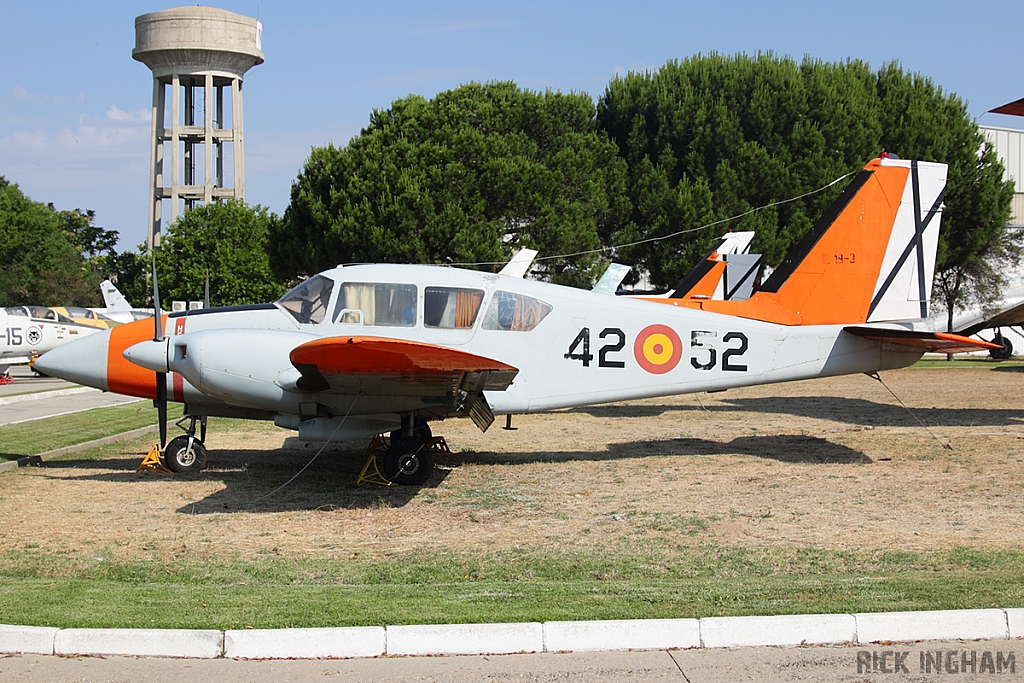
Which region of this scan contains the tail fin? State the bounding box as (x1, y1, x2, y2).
(668, 231, 758, 300)
(673, 158, 945, 325)
(100, 280, 133, 312)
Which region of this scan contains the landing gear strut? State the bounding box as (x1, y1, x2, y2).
(164, 415, 208, 474)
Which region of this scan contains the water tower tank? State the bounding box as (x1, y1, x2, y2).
(133, 6, 264, 250)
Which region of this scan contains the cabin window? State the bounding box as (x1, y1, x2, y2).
(334, 283, 417, 327)
(424, 287, 484, 329)
(481, 291, 552, 331)
(278, 274, 334, 324)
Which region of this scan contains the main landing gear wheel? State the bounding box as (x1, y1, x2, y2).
(164, 435, 207, 474)
(990, 333, 1014, 360)
(383, 437, 434, 486)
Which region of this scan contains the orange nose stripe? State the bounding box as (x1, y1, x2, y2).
(107, 318, 161, 399)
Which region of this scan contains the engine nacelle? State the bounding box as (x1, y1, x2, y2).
(155, 329, 318, 411)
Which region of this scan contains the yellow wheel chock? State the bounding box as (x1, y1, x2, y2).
(137, 444, 171, 473)
(357, 434, 451, 486)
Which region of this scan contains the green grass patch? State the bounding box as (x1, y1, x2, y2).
(0, 402, 161, 461)
(912, 356, 1024, 369)
(1, 546, 1021, 628)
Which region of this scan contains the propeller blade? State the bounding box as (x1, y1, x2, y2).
(151, 256, 167, 449)
(157, 372, 167, 448)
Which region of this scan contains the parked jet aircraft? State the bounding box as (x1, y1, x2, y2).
(89, 280, 155, 324)
(1, 306, 103, 379)
(36, 158, 996, 483)
(50, 306, 120, 329)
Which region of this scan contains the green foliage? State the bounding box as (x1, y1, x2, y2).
(155, 200, 286, 306)
(273, 82, 631, 287)
(0, 178, 102, 306)
(597, 54, 1016, 296)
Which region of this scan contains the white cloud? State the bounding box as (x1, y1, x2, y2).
(106, 105, 150, 123)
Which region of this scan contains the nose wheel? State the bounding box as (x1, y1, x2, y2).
(162, 415, 208, 474)
(164, 435, 207, 473)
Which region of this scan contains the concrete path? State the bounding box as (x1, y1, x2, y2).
(0, 367, 141, 426)
(0, 639, 1018, 682)
(0, 366, 75, 398)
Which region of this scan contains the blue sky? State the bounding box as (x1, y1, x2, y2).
(1, 1, 1021, 249)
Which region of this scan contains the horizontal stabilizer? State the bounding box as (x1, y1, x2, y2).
(844, 326, 1001, 354)
(289, 336, 519, 392)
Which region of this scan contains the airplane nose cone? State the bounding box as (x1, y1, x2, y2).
(33, 328, 111, 391)
(123, 339, 170, 373)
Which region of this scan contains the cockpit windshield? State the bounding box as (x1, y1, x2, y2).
(277, 275, 334, 324)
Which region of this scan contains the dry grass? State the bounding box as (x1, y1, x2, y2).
(2, 367, 1023, 565)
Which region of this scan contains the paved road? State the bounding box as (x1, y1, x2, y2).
(0, 366, 75, 398)
(0, 640, 1018, 683)
(0, 366, 142, 427)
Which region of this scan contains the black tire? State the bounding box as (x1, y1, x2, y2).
(382, 437, 434, 486)
(164, 435, 207, 473)
(990, 334, 1013, 360)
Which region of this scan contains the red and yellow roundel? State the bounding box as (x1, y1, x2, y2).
(633, 324, 682, 374)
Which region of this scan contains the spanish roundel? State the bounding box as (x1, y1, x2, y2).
(633, 324, 682, 374)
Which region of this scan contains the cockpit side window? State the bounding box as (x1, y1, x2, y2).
(481, 291, 552, 331)
(334, 283, 417, 327)
(277, 275, 334, 324)
(4, 307, 28, 317)
(424, 287, 484, 329)
(27, 306, 57, 321)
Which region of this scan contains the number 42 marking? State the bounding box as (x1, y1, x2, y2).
(564, 327, 626, 368)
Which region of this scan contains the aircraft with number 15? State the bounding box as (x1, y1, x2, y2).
(36, 157, 996, 483)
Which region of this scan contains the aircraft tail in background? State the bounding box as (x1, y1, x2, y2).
(666, 157, 946, 326)
(100, 280, 133, 312)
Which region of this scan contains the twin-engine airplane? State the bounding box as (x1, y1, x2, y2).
(36, 157, 997, 483)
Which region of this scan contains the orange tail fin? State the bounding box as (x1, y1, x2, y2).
(663, 157, 945, 325)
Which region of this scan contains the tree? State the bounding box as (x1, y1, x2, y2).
(154, 200, 285, 306)
(596, 55, 1016, 303)
(272, 82, 631, 288)
(0, 177, 100, 306)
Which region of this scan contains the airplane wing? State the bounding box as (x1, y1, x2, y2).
(955, 300, 1024, 337)
(289, 336, 519, 394)
(843, 326, 1001, 354)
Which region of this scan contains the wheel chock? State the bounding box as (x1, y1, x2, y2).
(357, 434, 394, 487)
(137, 444, 171, 473)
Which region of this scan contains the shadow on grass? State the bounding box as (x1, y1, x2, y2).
(36, 432, 869, 512)
(715, 396, 1024, 427)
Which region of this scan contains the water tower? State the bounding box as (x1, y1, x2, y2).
(133, 6, 264, 250)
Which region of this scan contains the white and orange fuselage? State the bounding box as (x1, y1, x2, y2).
(36, 158, 994, 443)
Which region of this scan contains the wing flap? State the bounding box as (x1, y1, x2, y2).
(289, 336, 519, 393)
(844, 326, 1001, 354)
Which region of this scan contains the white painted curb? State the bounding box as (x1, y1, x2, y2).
(544, 618, 699, 652)
(700, 613, 856, 648)
(386, 622, 543, 656)
(8, 608, 1024, 660)
(0, 624, 57, 654)
(54, 628, 223, 658)
(1006, 608, 1024, 638)
(855, 609, 1008, 644)
(224, 626, 385, 659)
